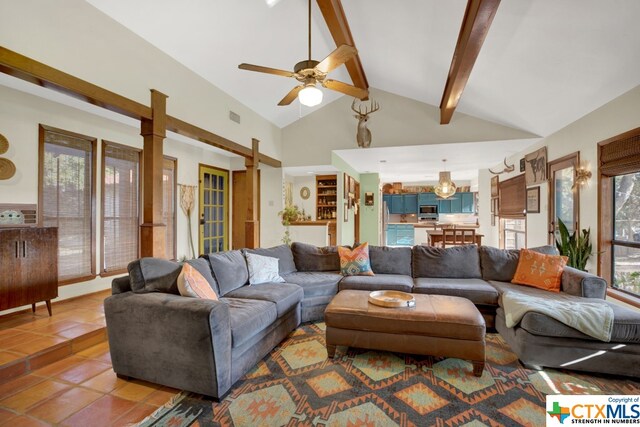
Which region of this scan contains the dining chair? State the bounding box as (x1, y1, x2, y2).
(442, 228, 476, 247)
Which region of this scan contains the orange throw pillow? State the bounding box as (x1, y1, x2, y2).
(511, 248, 568, 292)
(178, 263, 219, 300)
(338, 242, 374, 276)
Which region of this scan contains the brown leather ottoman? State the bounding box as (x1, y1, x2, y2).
(324, 290, 486, 376)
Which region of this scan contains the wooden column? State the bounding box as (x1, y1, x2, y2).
(245, 138, 260, 249)
(140, 89, 168, 258)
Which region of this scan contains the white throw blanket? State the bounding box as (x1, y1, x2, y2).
(502, 291, 614, 342)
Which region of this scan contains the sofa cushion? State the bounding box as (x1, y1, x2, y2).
(222, 298, 277, 348)
(224, 283, 303, 318)
(339, 274, 413, 293)
(245, 253, 285, 285)
(369, 246, 412, 276)
(244, 244, 297, 275)
(291, 242, 340, 272)
(412, 245, 481, 279)
(502, 302, 640, 344)
(413, 278, 499, 305)
(512, 249, 567, 292)
(185, 258, 220, 295)
(479, 245, 559, 282)
(338, 243, 374, 276)
(204, 250, 248, 296)
(282, 272, 341, 298)
(177, 263, 219, 300)
(128, 258, 182, 294)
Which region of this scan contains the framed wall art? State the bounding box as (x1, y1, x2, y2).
(526, 186, 540, 213)
(491, 176, 499, 197)
(525, 147, 547, 186)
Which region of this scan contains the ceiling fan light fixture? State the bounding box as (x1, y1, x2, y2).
(298, 84, 323, 107)
(434, 159, 457, 199)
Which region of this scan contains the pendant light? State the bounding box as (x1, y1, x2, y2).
(434, 159, 457, 199)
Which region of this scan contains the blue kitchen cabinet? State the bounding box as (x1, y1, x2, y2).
(439, 199, 451, 213)
(450, 197, 462, 213)
(418, 192, 437, 206)
(386, 225, 398, 245)
(386, 224, 414, 246)
(390, 195, 404, 214)
(403, 194, 418, 214)
(461, 192, 475, 213)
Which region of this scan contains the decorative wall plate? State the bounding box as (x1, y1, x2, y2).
(300, 186, 310, 200)
(0, 133, 8, 155)
(0, 158, 16, 180)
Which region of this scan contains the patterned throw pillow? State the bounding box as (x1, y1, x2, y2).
(511, 248, 568, 292)
(245, 253, 286, 285)
(177, 263, 219, 300)
(338, 242, 374, 276)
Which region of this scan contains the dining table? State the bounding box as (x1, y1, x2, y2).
(425, 229, 484, 246)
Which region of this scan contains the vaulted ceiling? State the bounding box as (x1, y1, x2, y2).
(86, 0, 640, 139)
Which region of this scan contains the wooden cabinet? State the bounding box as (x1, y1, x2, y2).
(316, 175, 337, 220)
(387, 194, 417, 214)
(0, 227, 58, 315)
(461, 192, 475, 213)
(390, 195, 404, 214)
(438, 192, 475, 214)
(403, 194, 418, 214)
(418, 192, 437, 206)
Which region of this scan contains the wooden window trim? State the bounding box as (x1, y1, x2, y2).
(100, 140, 141, 276)
(547, 152, 580, 245)
(597, 127, 640, 293)
(38, 124, 97, 284)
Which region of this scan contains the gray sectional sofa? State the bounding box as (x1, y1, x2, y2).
(104, 242, 640, 399)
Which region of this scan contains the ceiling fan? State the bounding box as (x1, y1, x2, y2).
(238, 0, 368, 107)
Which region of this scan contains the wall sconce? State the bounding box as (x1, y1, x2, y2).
(573, 164, 592, 189)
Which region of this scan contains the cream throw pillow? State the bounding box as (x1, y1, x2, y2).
(245, 253, 285, 285)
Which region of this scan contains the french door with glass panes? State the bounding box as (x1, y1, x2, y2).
(199, 165, 228, 255)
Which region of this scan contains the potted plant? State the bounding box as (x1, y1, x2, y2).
(278, 205, 301, 245)
(555, 218, 593, 271)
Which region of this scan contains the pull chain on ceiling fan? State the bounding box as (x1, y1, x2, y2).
(238, 0, 368, 107)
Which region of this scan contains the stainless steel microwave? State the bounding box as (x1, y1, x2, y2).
(419, 205, 438, 215)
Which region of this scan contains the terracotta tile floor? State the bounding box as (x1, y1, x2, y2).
(0, 291, 176, 426)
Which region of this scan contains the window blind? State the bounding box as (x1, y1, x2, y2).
(102, 143, 140, 273)
(599, 129, 640, 177)
(41, 127, 95, 282)
(163, 157, 176, 260)
(499, 174, 526, 218)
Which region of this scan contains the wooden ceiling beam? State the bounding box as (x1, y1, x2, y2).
(0, 46, 281, 167)
(316, 0, 369, 99)
(439, 0, 500, 124)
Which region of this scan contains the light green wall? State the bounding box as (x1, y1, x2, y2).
(332, 153, 360, 245)
(359, 173, 380, 245)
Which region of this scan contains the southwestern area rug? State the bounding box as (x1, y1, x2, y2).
(137, 322, 639, 427)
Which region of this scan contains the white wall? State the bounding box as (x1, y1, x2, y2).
(0, 0, 282, 160)
(479, 85, 640, 268)
(289, 175, 316, 219)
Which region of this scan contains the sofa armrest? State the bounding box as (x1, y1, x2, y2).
(111, 276, 131, 294)
(561, 266, 607, 299)
(104, 292, 232, 398)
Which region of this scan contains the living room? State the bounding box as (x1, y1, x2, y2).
(1, 0, 639, 426)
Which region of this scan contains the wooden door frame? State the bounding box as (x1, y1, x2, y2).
(198, 163, 230, 255)
(231, 170, 261, 250)
(547, 152, 580, 244)
(354, 181, 360, 244)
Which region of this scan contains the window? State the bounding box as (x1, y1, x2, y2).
(548, 153, 579, 243)
(163, 157, 177, 260)
(612, 172, 640, 296)
(502, 218, 526, 250)
(102, 142, 140, 273)
(598, 127, 640, 301)
(39, 125, 96, 283)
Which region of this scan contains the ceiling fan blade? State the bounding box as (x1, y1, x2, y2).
(323, 79, 368, 99)
(278, 86, 304, 106)
(238, 63, 295, 78)
(315, 45, 357, 74)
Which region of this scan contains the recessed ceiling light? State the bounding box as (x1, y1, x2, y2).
(307, 171, 315, 174)
(379, 160, 387, 163)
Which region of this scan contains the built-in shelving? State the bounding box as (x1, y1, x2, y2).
(316, 175, 337, 220)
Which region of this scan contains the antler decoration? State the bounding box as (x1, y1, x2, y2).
(489, 157, 515, 175)
(351, 99, 380, 148)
